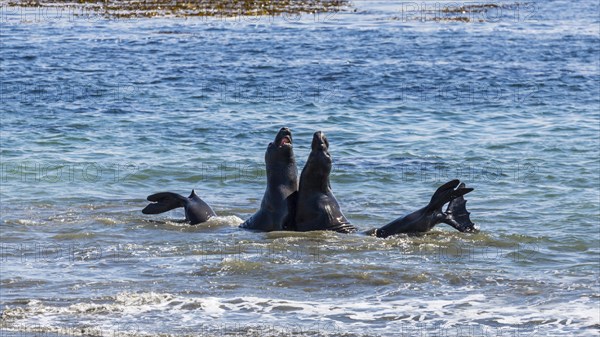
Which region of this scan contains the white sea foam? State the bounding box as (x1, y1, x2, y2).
(3, 291, 599, 336)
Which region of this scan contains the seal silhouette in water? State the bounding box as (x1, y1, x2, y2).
(288, 131, 476, 236)
(240, 127, 299, 231)
(142, 190, 216, 225)
(368, 180, 476, 238)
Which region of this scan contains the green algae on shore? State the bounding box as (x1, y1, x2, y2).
(5, 0, 351, 18)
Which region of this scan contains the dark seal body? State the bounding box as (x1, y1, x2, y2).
(291, 131, 356, 233)
(240, 128, 298, 231)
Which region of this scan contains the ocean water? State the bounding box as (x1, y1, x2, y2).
(1, 1, 599, 336)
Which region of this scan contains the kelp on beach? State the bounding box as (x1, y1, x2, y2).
(4, 0, 351, 18)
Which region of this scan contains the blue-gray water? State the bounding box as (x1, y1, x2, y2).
(1, 1, 599, 336)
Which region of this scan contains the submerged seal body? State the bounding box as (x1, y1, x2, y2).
(142, 189, 216, 225)
(240, 127, 298, 231)
(289, 131, 356, 233)
(369, 180, 476, 238)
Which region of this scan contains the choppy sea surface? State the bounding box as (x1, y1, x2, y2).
(1, 1, 599, 336)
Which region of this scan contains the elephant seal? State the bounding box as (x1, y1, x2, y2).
(240, 127, 299, 231)
(288, 131, 356, 233)
(142, 190, 216, 225)
(368, 180, 476, 238)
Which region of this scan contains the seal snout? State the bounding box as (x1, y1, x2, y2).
(311, 131, 329, 151)
(276, 127, 293, 147)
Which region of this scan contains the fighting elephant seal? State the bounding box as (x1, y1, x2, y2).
(287, 131, 356, 233)
(240, 127, 299, 231)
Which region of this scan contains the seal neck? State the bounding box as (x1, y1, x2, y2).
(299, 165, 330, 193)
(266, 157, 298, 187)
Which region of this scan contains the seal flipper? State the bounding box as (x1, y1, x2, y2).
(142, 192, 187, 214)
(443, 183, 476, 232)
(427, 179, 473, 211)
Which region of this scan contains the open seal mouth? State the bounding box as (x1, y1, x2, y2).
(275, 128, 293, 148)
(280, 135, 292, 147)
